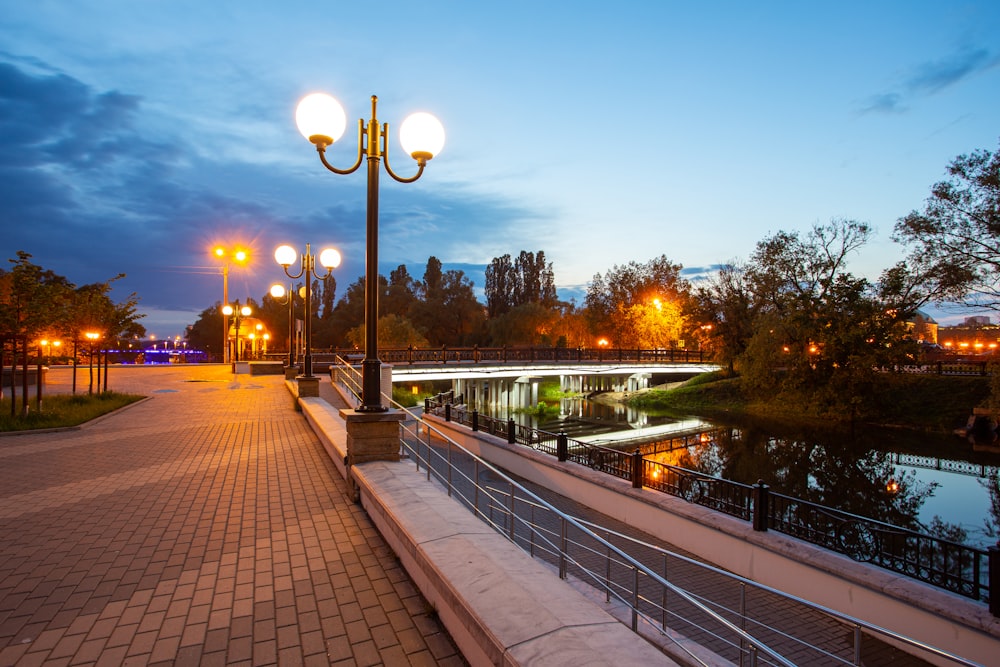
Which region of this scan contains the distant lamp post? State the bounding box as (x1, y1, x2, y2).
(295, 92, 444, 411)
(84, 331, 100, 395)
(270, 283, 297, 368)
(221, 301, 252, 366)
(213, 245, 250, 363)
(275, 243, 340, 379)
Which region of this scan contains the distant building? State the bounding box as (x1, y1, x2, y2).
(937, 315, 998, 355)
(907, 310, 939, 344)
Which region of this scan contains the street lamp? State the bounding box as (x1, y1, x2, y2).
(275, 243, 340, 378)
(221, 301, 252, 365)
(270, 283, 297, 368)
(84, 331, 100, 395)
(295, 92, 444, 412)
(213, 246, 249, 364)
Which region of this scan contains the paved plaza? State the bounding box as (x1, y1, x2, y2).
(0, 365, 465, 666)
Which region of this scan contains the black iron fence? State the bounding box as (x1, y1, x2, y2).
(427, 399, 999, 615)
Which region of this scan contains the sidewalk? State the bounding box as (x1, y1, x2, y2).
(0, 365, 465, 666)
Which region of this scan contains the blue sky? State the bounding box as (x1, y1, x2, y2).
(2, 1, 999, 339)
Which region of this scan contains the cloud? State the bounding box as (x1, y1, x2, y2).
(859, 47, 999, 115)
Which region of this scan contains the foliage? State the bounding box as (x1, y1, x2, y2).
(0, 392, 143, 431)
(0, 251, 145, 349)
(720, 220, 924, 420)
(346, 313, 429, 348)
(630, 370, 988, 432)
(585, 255, 690, 348)
(484, 250, 557, 318)
(894, 139, 1000, 310)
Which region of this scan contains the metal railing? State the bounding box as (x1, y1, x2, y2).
(323, 360, 981, 665)
(390, 401, 979, 665)
(432, 402, 999, 612)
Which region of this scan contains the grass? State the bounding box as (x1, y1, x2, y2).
(629, 371, 991, 433)
(0, 392, 145, 432)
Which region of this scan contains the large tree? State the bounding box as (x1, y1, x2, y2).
(584, 255, 690, 348)
(739, 220, 920, 419)
(894, 139, 1000, 310)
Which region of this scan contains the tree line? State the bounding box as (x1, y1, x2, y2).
(0, 251, 146, 361)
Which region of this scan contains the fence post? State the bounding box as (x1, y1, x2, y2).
(472, 410, 479, 432)
(444, 403, 451, 422)
(753, 480, 770, 531)
(557, 432, 568, 461)
(632, 450, 643, 489)
(990, 542, 999, 617)
(507, 419, 516, 444)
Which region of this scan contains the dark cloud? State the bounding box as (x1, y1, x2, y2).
(859, 47, 999, 115)
(0, 53, 549, 329)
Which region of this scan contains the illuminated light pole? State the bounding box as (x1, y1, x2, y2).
(213, 246, 249, 364)
(221, 301, 252, 368)
(270, 283, 296, 370)
(84, 331, 100, 395)
(295, 92, 444, 412)
(275, 243, 340, 379)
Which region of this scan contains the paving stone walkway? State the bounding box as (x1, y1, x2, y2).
(0, 365, 465, 666)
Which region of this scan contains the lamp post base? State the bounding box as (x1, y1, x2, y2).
(340, 408, 403, 500)
(296, 375, 320, 398)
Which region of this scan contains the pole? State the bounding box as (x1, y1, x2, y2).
(361, 130, 385, 411)
(303, 245, 314, 378)
(287, 285, 295, 368)
(222, 264, 230, 364)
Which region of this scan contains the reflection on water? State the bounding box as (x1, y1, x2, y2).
(480, 397, 1000, 549)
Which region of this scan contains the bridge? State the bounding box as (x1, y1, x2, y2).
(311, 346, 720, 409)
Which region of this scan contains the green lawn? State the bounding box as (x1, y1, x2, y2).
(0, 392, 145, 432)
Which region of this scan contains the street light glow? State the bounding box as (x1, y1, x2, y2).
(295, 93, 347, 145)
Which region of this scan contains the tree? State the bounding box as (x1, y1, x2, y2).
(485, 250, 558, 319)
(691, 262, 758, 373)
(412, 257, 486, 345)
(346, 314, 429, 348)
(584, 255, 690, 347)
(894, 140, 1000, 310)
(739, 220, 919, 419)
(0, 251, 74, 343)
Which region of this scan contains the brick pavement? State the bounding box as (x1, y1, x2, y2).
(0, 365, 465, 666)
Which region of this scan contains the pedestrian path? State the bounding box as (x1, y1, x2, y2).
(0, 365, 465, 666)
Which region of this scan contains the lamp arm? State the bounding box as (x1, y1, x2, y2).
(381, 122, 426, 184)
(316, 120, 365, 175)
(282, 265, 306, 281)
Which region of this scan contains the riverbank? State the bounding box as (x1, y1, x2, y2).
(619, 372, 992, 434)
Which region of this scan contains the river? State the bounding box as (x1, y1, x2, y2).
(484, 395, 1000, 550)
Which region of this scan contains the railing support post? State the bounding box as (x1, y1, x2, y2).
(631, 449, 643, 489)
(753, 480, 769, 531)
(507, 419, 516, 444)
(444, 403, 451, 422)
(989, 541, 999, 617)
(471, 409, 479, 432)
(557, 432, 568, 462)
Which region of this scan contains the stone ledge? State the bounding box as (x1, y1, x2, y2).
(353, 461, 677, 667)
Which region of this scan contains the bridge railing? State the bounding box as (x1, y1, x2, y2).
(311, 346, 708, 366)
(430, 405, 999, 614)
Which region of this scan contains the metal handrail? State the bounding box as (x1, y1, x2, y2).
(438, 404, 995, 606)
(323, 360, 981, 666)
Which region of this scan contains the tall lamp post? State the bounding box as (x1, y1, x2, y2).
(295, 93, 444, 412)
(214, 246, 249, 364)
(270, 283, 296, 369)
(275, 244, 340, 379)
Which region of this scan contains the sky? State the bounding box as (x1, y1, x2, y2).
(2, 1, 999, 340)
